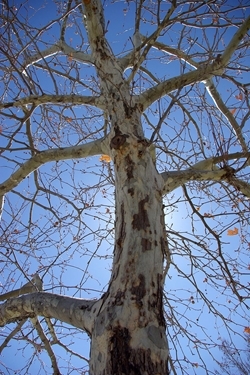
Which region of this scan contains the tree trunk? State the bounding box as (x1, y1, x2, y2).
(89, 122, 170, 374)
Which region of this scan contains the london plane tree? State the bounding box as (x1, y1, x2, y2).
(0, 1, 250, 374)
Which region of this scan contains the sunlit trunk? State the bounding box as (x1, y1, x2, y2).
(89, 121, 170, 374)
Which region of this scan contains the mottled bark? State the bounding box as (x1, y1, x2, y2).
(77, 1, 171, 371)
(89, 125, 169, 374)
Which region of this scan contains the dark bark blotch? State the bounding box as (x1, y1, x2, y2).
(148, 273, 166, 328)
(141, 238, 152, 251)
(128, 187, 134, 196)
(130, 274, 146, 307)
(132, 196, 150, 230)
(109, 326, 169, 374)
(116, 203, 126, 251)
(125, 154, 134, 179)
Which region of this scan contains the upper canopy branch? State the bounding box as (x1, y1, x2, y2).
(204, 78, 249, 157)
(22, 40, 94, 71)
(81, 0, 125, 86)
(140, 38, 249, 157)
(126, 1, 177, 82)
(0, 274, 43, 302)
(82, 0, 106, 44)
(137, 16, 250, 109)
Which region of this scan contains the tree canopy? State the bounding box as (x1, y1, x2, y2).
(0, 1, 250, 374)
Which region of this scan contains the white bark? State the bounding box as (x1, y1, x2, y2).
(0, 195, 4, 222)
(79, 2, 170, 373)
(0, 274, 43, 302)
(0, 137, 108, 195)
(0, 93, 105, 110)
(23, 40, 94, 70)
(0, 292, 99, 335)
(89, 137, 169, 374)
(161, 153, 250, 197)
(161, 169, 225, 194)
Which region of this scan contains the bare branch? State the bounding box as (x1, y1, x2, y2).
(161, 152, 250, 197)
(23, 40, 94, 70)
(0, 274, 43, 302)
(220, 16, 250, 67)
(138, 16, 250, 109)
(0, 292, 100, 334)
(204, 78, 249, 155)
(0, 195, 4, 222)
(31, 317, 61, 375)
(137, 63, 220, 109)
(162, 168, 226, 194)
(127, 1, 177, 82)
(0, 319, 27, 354)
(0, 94, 104, 111)
(0, 137, 108, 196)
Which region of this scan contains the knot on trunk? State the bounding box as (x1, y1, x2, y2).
(110, 134, 128, 150)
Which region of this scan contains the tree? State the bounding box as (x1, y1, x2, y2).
(0, 1, 250, 374)
(216, 335, 250, 375)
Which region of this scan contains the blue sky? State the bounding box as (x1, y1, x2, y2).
(0, 1, 250, 374)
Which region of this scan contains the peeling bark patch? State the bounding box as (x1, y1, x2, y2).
(79, 304, 87, 310)
(95, 309, 107, 336)
(138, 138, 150, 147)
(141, 238, 152, 251)
(132, 196, 150, 230)
(114, 289, 125, 305)
(116, 203, 126, 252)
(128, 187, 134, 196)
(160, 236, 166, 255)
(95, 37, 109, 60)
(148, 273, 166, 328)
(125, 154, 134, 179)
(130, 274, 146, 307)
(147, 325, 167, 349)
(137, 102, 144, 112)
(110, 327, 133, 373)
(123, 102, 137, 118)
(110, 328, 170, 375)
(160, 214, 164, 225)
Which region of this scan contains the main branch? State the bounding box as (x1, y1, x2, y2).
(161, 153, 250, 197)
(0, 138, 108, 195)
(0, 94, 105, 110)
(0, 292, 100, 334)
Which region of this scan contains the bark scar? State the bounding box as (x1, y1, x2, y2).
(132, 196, 150, 230)
(130, 274, 146, 307)
(125, 154, 134, 179)
(141, 238, 152, 251)
(116, 203, 126, 252)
